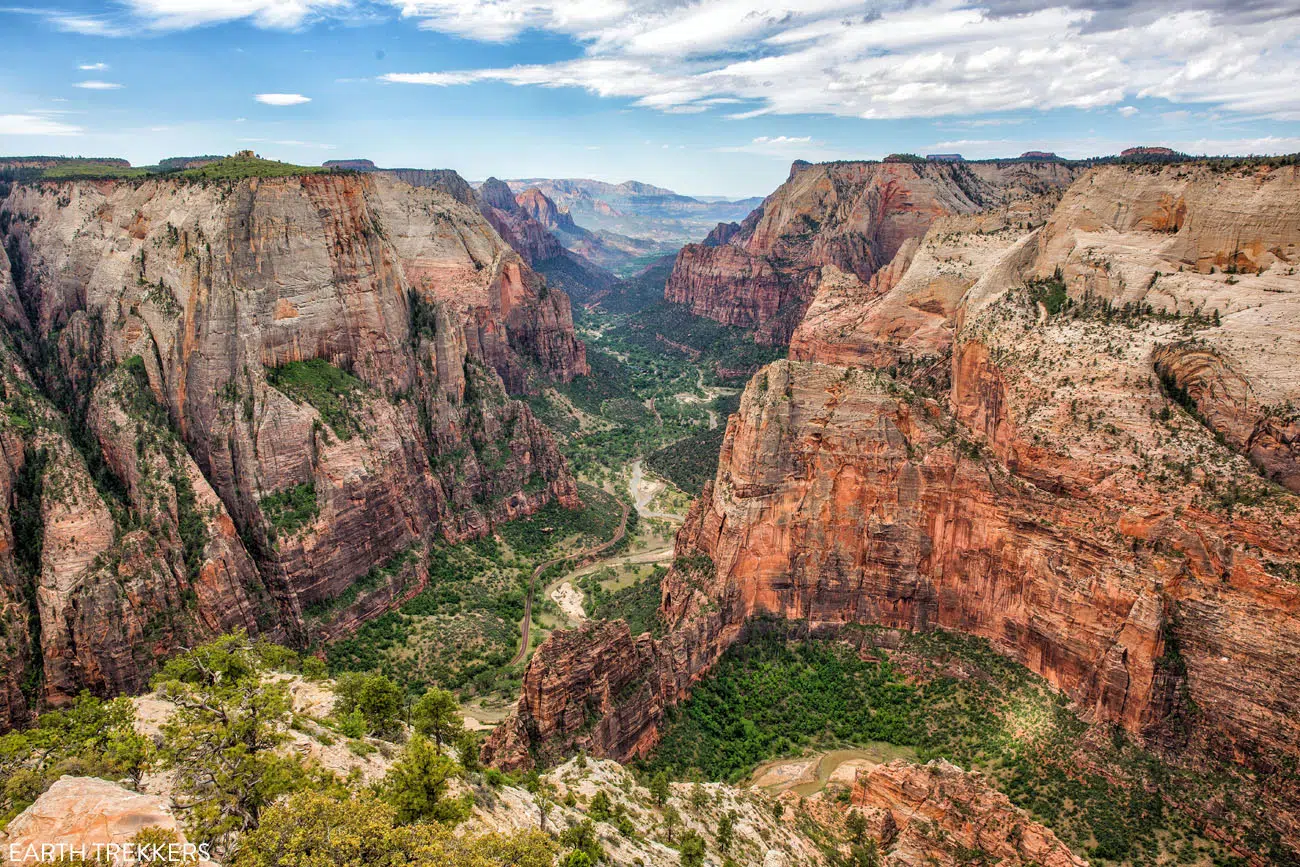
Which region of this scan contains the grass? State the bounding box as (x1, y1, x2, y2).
(39, 162, 151, 180)
(265, 359, 367, 440)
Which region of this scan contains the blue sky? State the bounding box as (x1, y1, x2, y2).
(2, 1, 1299, 198)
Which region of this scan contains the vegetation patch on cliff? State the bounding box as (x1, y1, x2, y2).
(266, 358, 367, 440)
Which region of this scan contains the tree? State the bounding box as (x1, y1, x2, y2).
(649, 770, 671, 806)
(234, 790, 557, 867)
(456, 730, 482, 773)
(717, 810, 736, 853)
(531, 779, 555, 832)
(334, 672, 404, 737)
(588, 789, 613, 822)
(689, 783, 707, 809)
(383, 736, 468, 826)
(411, 687, 463, 749)
(849, 840, 881, 867)
(662, 804, 682, 842)
(679, 831, 705, 867)
(562, 853, 592, 867)
(846, 810, 868, 844)
(154, 633, 307, 854)
(559, 819, 603, 865)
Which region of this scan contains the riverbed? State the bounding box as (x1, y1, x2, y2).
(749, 744, 918, 797)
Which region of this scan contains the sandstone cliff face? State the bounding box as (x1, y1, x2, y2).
(489, 163, 1300, 858)
(852, 760, 1087, 867)
(0, 171, 585, 725)
(666, 159, 1081, 344)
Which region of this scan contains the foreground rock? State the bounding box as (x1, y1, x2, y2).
(0, 776, 212, 866)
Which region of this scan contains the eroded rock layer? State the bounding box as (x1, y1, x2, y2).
(0, 171, 586, 726)
(666, 159, 1081, 344)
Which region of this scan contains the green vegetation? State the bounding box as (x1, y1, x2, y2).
(259, 481, 318, 540)
(497, 483, 626, 560)
(614, 302, 784, 377)
(642, 627, 1260, 867)
(234, 790, 556, 867)
(265, 358, 367, 440)
(577, 565, 665, 637)
(1027, 267, 1070, 316)
(326, 486, 623, 697)
(176, 154, 328, 181)
(0, 692, 154, 828)
(645, 393, 739, 495)
(37, 161, 151, 180)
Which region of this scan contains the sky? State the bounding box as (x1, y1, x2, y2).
(2, 1, 1300, 198)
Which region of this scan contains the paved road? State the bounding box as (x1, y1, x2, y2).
(508, 499, 631, 666)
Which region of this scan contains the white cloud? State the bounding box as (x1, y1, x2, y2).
(74, 80, 124, 90)
(1118, 105, 1139, 117)
(255, 93, 312, 105)
(0, 114, 83, 136)
(78, 62, 109, 71)
(717, 134, 849, 160)
(380, 0, 1300, 121)
(122, 0, 350, 30)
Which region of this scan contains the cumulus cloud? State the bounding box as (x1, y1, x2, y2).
(74, 80, 124, 90)
(381, 0, 1300, 121)
(1118, 105, 1139, 117)
(78, 62, 109, 70)
(255, 93, 312, 105)
(0, 114, 83, 135)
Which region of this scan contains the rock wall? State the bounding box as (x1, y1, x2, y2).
(0, 171, 586, 725)
(666, 159, 1081, 344)
(852, 760, 1087, 867)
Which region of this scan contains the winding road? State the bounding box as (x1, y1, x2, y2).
(508, 499, 631, 666)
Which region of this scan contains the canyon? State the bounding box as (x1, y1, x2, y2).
(487, 160, 1300, 861)
(0, 168, 586, 729)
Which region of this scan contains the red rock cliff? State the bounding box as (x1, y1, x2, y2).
(0, 172, 587, 725)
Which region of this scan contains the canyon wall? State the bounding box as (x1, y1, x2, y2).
(665, 159, 1081, 344)
(488, 162, 1300, 855)
(0, 171, 586, 727)
(476, 178, 618, 303)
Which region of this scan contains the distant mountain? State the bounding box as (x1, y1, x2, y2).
(500, 177, 763, 248)
(475, 178, 619, 303)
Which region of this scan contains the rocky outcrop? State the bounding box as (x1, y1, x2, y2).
(666, 159, 1081, 344)
(853, 760, 1087, 867)
(0, 171, 585, 723)
(0, 776, 211, 866)
(482, 609, 741, 771)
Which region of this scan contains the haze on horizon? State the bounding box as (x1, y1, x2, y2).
(2, 0, 1299, 198)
